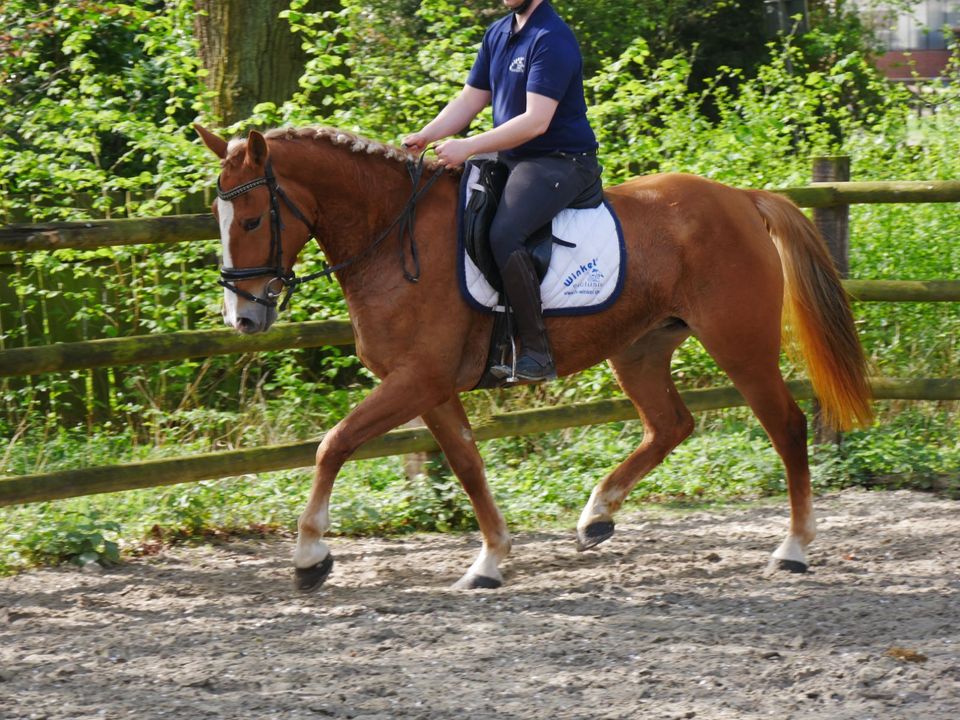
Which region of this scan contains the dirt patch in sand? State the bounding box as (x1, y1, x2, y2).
(2, 489, 958, 720)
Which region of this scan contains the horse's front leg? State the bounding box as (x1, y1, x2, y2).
(293, 371, 450, 592)
(421, 397, 511, 589)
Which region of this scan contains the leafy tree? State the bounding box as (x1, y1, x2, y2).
(192, 0, 337, 125)
(0, 1, 208, 221)
(555, 0, 768, 87)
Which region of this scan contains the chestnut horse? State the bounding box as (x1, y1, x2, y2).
(196, 124, 871, 592)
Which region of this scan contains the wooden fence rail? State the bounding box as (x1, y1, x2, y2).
(0, 214, 217, 252)
(2, 377, 958, 507)
(843, 280, 960, 302)
(781, 180, 960, 207)
(0, 320, 355, 378)
(3, 181, 960, 252)
(0, 279, 957, 378)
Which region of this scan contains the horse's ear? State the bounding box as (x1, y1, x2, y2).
(246, 130, 269, 169)
(194, 123, 228, 159)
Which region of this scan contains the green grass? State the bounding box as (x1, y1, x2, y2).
(1, 401, 956, 575)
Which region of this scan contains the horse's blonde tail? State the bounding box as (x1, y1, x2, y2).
(748, 190, 872, 431)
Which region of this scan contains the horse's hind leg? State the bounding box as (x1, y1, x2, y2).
(421, 397, 511, 589)
(694, 322, 814, 573)
(577, 327, 694, 550)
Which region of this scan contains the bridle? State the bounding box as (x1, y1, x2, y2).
(216, 151, 444, 311)
(217, 159, 315, 311)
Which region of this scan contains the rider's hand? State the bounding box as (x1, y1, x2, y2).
(434, 138, 474, 168)
(401, 131, 430, 154)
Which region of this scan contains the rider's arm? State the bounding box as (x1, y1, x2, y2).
(433, 92, 558, 166)
(403, 85, 491, 152)
(461, 92, 558, 155)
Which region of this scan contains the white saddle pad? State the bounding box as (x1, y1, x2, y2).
(458, 167, 625, 317)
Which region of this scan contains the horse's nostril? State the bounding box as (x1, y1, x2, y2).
(236, 316, 257, 333)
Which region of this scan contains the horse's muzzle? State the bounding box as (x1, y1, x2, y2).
(233, 315, 266, 334)
(223, 296, 276, 335)
(229, 307, 276, 334)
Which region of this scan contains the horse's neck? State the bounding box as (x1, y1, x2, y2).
(286, 141, 463, 369)
(295, 146, 415, 269)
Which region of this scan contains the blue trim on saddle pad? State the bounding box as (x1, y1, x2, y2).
(457, 169, 626, 318)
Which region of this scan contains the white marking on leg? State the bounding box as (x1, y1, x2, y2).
(577, 485, 613, 532)
(466, 546, 502, 581)
(293, 538, 330, 569)
(216, 198, 239, 327)
(771, 535, 807, 564)
(453, 545, 503, 589)
(769, 514, 817, 567)
(293, 508, 331, 569)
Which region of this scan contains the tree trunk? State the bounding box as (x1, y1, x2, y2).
(193, 0, 316, 125)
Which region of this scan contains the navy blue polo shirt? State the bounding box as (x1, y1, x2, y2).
(466, 1, 597, 158)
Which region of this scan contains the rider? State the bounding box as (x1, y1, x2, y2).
(403, 0, 601, 382)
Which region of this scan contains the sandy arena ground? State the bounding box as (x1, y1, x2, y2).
(1, 488, 958, 720)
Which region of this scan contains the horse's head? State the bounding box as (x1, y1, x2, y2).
(196, 124, 317, 334)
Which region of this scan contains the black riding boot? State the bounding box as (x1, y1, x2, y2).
(499, 249, 556, 382)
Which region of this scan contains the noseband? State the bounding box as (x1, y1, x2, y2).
(216, 152, 444, 312)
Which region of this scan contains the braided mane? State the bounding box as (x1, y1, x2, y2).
(263, 126, 447, 171)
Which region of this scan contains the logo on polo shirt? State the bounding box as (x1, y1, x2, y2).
(508, 56, 526, 73)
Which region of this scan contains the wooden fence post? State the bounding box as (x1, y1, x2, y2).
(811, 155, 851, 445)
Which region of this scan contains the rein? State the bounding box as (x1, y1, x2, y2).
(216, 151, 445, 311)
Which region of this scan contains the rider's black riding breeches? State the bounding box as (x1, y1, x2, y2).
(489, 151, 602, 269)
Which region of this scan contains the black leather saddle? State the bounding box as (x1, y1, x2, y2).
(461, 158, 603, 293)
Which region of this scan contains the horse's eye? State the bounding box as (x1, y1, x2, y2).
(242, 216, 262, 232)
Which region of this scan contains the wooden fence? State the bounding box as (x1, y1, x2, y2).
(1, 168, 958, 507)
(3, 179, 960, 253)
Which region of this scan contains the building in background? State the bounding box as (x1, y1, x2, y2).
(856, 1, 960, 79)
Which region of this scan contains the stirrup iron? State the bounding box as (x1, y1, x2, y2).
(489, 331, 519, 381)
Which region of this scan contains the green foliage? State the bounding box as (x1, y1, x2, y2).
(554, 0, 769, 88)
(0, 1, 367, 445)
(0, 0, 210, 221)
(586, 31, 911, 183)
(257, 0, 490, 138)
(812, 406, 960, 490)
(4, 505, 121, 569)
(259, 0, 773, 138)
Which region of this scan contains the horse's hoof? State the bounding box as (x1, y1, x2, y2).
(766, 557, 808, 575)
(453, 574, 502, 590)
(294, 553, 334, 592)
(577, 520, 615, 551)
